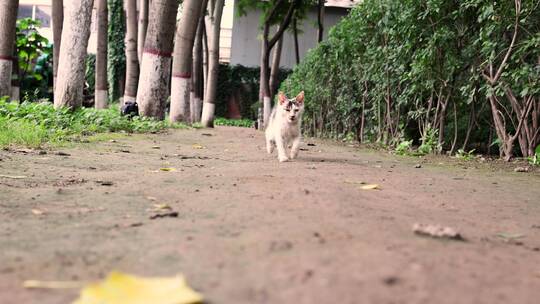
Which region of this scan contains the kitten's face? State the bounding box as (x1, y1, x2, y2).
(278, 91, 304, 123)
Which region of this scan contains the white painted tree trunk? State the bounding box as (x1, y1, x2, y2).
(95, 0, 108, 109)
(0, 0, 18, 98)
(52, 0, 63, 89)
(170, 0, 206, 123)
(124, 0, 139, 104)
(54, 0, 94, 109)
(11, 85, 19, 102)
(137, 0, 149, 63)
(201, 0, 224, 128)
(170, 77, 191, 122)
(136, 0, 178, 119)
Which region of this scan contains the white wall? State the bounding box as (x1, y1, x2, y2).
(230, 6, 349, 68)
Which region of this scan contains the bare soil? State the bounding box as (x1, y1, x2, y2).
(1, 126, 539, 304)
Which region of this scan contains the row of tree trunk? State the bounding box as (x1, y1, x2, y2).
(0, 0, 225, 128)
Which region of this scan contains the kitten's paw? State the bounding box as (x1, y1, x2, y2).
(278, 156, 289, 162)
(266, 145, 274, 154)
(290, 152, 299, 159)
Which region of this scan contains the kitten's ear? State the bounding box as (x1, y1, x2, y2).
(296, 91, 305, 104)
(278, 92, 287, 105)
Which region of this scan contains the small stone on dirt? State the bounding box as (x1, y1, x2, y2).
(307, 143, 316, 146)
(514, 167, 530, 173)
(383, 276, 400, 286)
(414, 164, 422, 168)
(55, 151, 71, 156)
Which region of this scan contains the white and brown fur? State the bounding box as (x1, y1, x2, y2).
(265, 91, 305, 162)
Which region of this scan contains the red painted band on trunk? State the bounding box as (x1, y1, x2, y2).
(0, 55, 15, 61)
(172, 73, 191, 79)
(143, 48, 172, 58)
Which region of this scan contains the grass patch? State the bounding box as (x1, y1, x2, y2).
(214, 117, 254, 128)
(0, 99, 188, 149)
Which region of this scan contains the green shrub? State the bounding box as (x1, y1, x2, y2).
(214, 117, 254, 128)
(0, 99, 178, 149)
(281, 0, 540, 159)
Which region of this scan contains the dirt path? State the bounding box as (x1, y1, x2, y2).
(1, 127, 539, 304)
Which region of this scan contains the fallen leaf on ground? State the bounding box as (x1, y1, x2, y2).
(0, 174, 27, 179)
(152, 146, 161, 149)
(496, 232, 525, 240)
(23, 280, 85, 289)
(146, 196, 158, 201)
(413, 223, 464, 240)
(360, 184, 380, 190)
(73, 271, 202, 304)
(152, 204, 172, 211)
(31, 209, 45, 215)
(159, 168, 177, 172)
(514, 167, 529, 173)
(192, 144, 205, 149)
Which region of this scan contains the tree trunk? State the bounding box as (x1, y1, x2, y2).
(0, 0, 19, 98)
(292, 17, 300, 64)
(170, 0, 206, 123)
(269, 30, 283, 102)
(52, 0, 63, 89)
(11, 45, 20, 101)
(191, 6, 206, 123)
(137, 0, 149, 63)
(123, 0, 139, 103)
(95, 0, 108, 109)
(317, 0, 325, 43)
(136, 0, 179, 119)
(201, 0, 225, 128)
(54, 0, 94, 109)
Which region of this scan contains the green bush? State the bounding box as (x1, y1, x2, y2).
(15, 18, 53, 100)
(214, 117, 254, 128)
(216, 64, 291, 120)
(281, 0, 540, 158)
(0, 98, 177, 149)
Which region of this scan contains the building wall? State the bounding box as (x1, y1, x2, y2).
(230, 6, 350, 68)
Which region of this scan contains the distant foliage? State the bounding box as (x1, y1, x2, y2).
(281, 0, 540, 158)
(216, 64, 291, 120)
(107, 0, 126, 102)
(15, 18, 53, 99)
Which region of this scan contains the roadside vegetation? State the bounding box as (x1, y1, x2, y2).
(0, 98, 182, 149)
(282, 0, 540, 164)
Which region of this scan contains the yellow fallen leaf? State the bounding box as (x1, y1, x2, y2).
(159, 168, 177, 172)
(23, 280, 84, 289)
(192, 144, 205, 149)
(31, 209, 45, 215)
(360, 184, 380, 190)
(73, 271, 203, 304)
(153, 204, 172, 210)
(0, 174, 27, 179)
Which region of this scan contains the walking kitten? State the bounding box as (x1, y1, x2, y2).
(265, 91, 305, 162)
